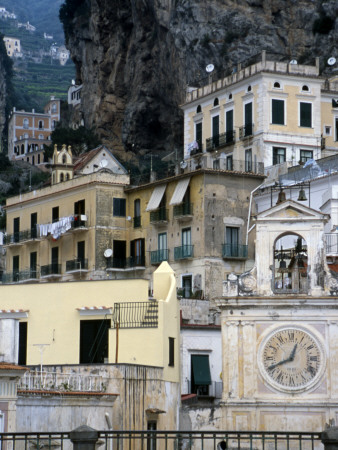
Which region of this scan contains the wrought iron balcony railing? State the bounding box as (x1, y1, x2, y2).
(133, 216, 141, 228)
(4, 228, 38, 244)
(106, 256, 145, 270)
(112, 301, 158, 328)
(70, 214, 88, 229)
(206, 130, 236, 151)
(150, 249, 169, 264)
(150, 207, 168, 223)
(41, 263, 61, 277)
(1, 269, 39, 284)
(174, 244, 194, 260)
(239, 123, 254, 139)
(222, 243, 248, 258)
(66, 258, 88, 272)
(173, 203, 193, 217)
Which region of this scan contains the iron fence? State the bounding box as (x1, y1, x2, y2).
(112, 301, 158, 329)
(0, 430, 324, 450)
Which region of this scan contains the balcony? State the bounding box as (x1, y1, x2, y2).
(222, 243, 248, 259)
(41, 263, 62, 279)
(69, 214, 88, 231)
(150, 207, 168, 224)
(187, 380, 223, 399)
(173, 203, 193, 221)
(150, 249, 169, 265)
(239, 123, 254, 139)
(206, 130, 236, 152)
(133, 216, 141, 228)
(106, 256, 145, 271)
(326, 233, 338, 256)
(174, 244, 194, 260)
(66, 258, 88, 273)
(4, 229, 39, 245)
(1, 269, 39, 284)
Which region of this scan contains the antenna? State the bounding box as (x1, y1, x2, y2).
(290, 59, 298, 65)
(206, 64, 214, 73)
(104, 248, 113, 258)
(328, 57, 336, 66)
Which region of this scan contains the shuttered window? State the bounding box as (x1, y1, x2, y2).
(272, 99, 285, 125)
(300, 102, 312, 128)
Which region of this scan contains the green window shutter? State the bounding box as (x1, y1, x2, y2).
(300, 103, 312, 127)
(191, 355, 211, 385)
(272, 99, 284, 125)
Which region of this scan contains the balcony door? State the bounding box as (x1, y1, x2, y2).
(13, 255, 19, 282)
(212, 115, 219, 148)
(30, 251, 37, 278)
(51, 247, 59, 272)
(113, 240, 126, 268)
(182, 228, 191, 258)
(226, 109, 233, 143)
(244, 102, 253, 136)
(13, 217, 20, 242)
(77, 241, 85, 267)
(226, 227, 239, 257)
(31, 212, 37, 238)
(158, 232, 167, 261)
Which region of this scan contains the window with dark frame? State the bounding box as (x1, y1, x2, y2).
(195, 122, 202, 150)
(300, 102, 312, 128)
(190, 354, 211, 395)
(272, 99, 285, 125)
(79, 319, 110, 364)
(113, 198, 126, 217)
(52, 206, 59, 223)
(13, 255, 19, 282)
(300, 150, 313, 163)
(18, 322, 27, 365)
(273, 147, 286, 165)
(169, 337, 175, 366)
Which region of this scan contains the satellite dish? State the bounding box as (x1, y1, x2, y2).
(180, 161, 188, 169)
(290, 59, 298, 65)
(328, 57, 336, 66)
(104, 248, 113, 258)
(206, 64, 214, 73)
(100, 159, 108, 168)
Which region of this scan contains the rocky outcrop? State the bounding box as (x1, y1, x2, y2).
(62, 0, 338, 161)
(0, 38, 11, 151)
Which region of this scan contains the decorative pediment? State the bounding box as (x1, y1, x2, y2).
(255, 200, 329, 223)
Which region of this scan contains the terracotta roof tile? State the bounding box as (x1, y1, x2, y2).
(73, 146, 103, 172)
(0, 362, 27, 371)
(0, 309, 29, 314)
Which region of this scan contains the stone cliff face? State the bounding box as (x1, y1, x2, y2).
(63, 0, 337, 161)
(0, 39, 11, 151)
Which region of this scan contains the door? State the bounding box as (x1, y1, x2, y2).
(79, 319, 110, 363)
(195, 122, 202, 150)
(226, 227, 239, 256)
(245, 149, 252, 172)
(51, 247, 59, 273)
(74, 200, 85, 227)
(244, 102, 253, 136)
(113, 240, 126, 268)
(182, 228, 191, 257)
(226, 110, 233, 142)
(182, 275, 192, 298)
(131, 238, 145, 266)
(13, 217, 20, 242)
(13, 255, 19, 282)
(31, 212, 37, 239)
(77, 241, 85, 268)
(158, 232, 167, 261)
(212, 115, 219, 148)
(18, 322, 27, 365)
(30, 251, 37, 278)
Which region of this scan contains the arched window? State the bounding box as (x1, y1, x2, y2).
(247, 85, 252, 92)
(274, 81, 281, 88)
(196, 105, 202, 113)
(273, 233, 308, 294)
(51, 103, 57, 113)
(62, 154, 67, 164)
(60, 173, 64, 182)
(213, 98, 219, 107)
(38, 120, 44, 129)
(23, 118, 29, 129)
(228, 93, 232, 100)
(302, 85, 309, 92)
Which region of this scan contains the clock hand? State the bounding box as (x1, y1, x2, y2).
(289, 343, 297, 361)
(267, 358, 291, 370)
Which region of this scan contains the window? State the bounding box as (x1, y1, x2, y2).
(229, 93, 232, 100)
(300, 150, 313, 163)
(213, 98, 219, 107)
(245, 149, 252, 172)
(113, 198, 126, 217)
(300, 102, 312, 127)
(62, 155, 67, 164)
(302, 85, 309, 92)
(324, 126, 331, 136)
(18, 322, 27, 365)
(244, 102, 253, 136)
(247, 85, 252, 92)
(31, 212, 37, 238)
(23, 118, 29, 129)
(38, 120, 44, 129)
(169, 337, 175, 366)
(212, 115, 219, 147)
(77, 241, 85, 267)
(226, 155, 233, 171)
(74, 200, 86, 226)
(134, 199, 141, 228)
(158, 232, 167, 261)
(191, 354, 211, 395)
(13, 255, 19, 282)
(30, 251, 37, 278)
(130, 238, 145, 266)
(38, 154, 40, 164)
(225, 109, 234, 143)
(273, 82, 281, 89)
(79, 319, 110, 363)
(226, 226, 240, 257)
(52, 206, 59, 223)
(272, 99, 285, 125)
(182, 227, 192, 256)
(196, 105, 201, 113)
(195, 122, 202, 150)
(182, 274, 192, 298)
(60, 173, 64, 182)
(113, 240, 126, 268)
(273, 147, 286, 165)
(13, 217, 20, 242)
(51, 247, 59, 272)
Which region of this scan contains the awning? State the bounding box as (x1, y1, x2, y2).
(169, 178, 190, 206)
(191, 355, 211, 385)
(146, 185, 167, 211)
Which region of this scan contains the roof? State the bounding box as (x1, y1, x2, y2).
(0, 362, 27, 371)
(73, 147, 102, 172)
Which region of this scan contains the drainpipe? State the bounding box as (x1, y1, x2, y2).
(245, 182, 266, 246)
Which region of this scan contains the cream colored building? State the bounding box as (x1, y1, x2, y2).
(3, 37, 21, 57)
(182, 51, 338, 176)
(7, 97, 61, 165)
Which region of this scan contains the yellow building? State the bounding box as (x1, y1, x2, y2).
(182, 51, 338, 174)
(3, 36, 21, 57)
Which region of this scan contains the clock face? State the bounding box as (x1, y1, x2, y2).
(259, 327, 324, 392)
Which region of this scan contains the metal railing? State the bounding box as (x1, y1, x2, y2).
(222, 243, 248, 258)
(71, 214, 88, 229)
(4, 228, 38, 244)
(173, 203, 193, 217)
(112, 301, 158, 329)
(133, 216, 141, 228)
(187, 380, 223, 399)
(150, 249, 169, 264)
(150, 207, 168, 223)
(106, 256, 145, 270)
(326, 233, 338, 255)
(1, 269, 39, 284)
(66, 258, 88, 272)
(206, 130, 236, 151)
(174, 245, 194, 260)
(41, 263, 62, 277)
(0, 429, 324, 450)
(18, 370, 108, 392)
(239, 123, 254, 139)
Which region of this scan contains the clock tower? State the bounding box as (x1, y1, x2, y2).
(218, 200, 338, 432)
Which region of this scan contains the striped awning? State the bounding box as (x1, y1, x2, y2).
(146, 185, 167, 211)
(169, 178, 190, 206)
